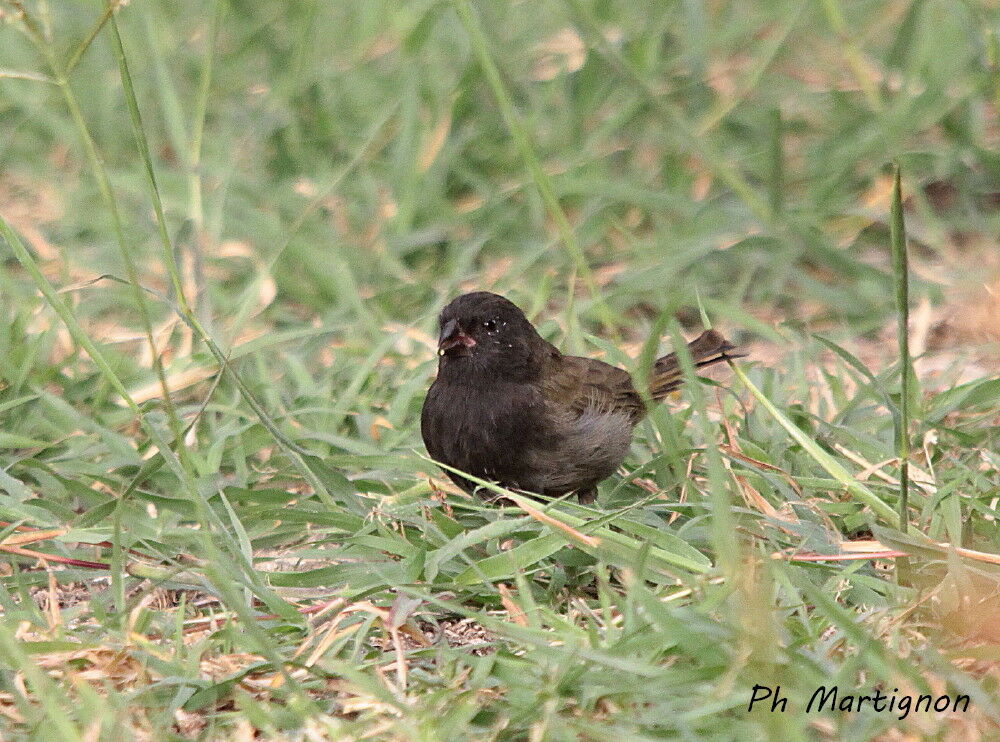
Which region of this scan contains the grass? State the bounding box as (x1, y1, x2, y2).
(1, 0, 999, 739)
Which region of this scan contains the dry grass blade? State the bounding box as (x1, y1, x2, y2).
(719, 444, 804, 497)
(0, 528, 68, 547)
(775, 550, 908, 562)
(0, 544, 108, 570)
(497, 583, 529, 627)
(510, 496, 602, 548)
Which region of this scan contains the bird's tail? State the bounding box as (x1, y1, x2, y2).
(649, 329, 741, 400)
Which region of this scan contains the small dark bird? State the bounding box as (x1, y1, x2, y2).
(421, 291, 740, 504)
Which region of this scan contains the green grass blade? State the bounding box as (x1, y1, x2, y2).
(730, 362, 898, 523)
(890, 164, 913, 535)
(452, 0, 613, 328)
(667, 319, 738, 576)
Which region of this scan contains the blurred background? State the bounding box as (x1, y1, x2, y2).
(3, 1, 997, 357)
(1, 0, 999, 738)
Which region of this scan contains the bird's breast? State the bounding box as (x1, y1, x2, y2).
(421, 377, 545, 483)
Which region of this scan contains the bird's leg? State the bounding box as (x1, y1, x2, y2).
(475, 485, 517, 507)
(576, 487, 597, 504)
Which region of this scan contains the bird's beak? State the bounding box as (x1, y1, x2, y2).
(438, 318, 476, 356)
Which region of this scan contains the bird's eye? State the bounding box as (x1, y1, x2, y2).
(482, 319, 497, 332)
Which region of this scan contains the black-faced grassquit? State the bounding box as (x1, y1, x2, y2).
(421, 291, 739, 503)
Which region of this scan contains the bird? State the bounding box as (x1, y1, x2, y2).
(420, 291, 740, 504)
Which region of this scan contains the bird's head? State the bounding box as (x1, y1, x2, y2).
(434, 291, 547, 380)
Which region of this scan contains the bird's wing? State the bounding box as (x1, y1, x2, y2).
(541, 354, 646, 424)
